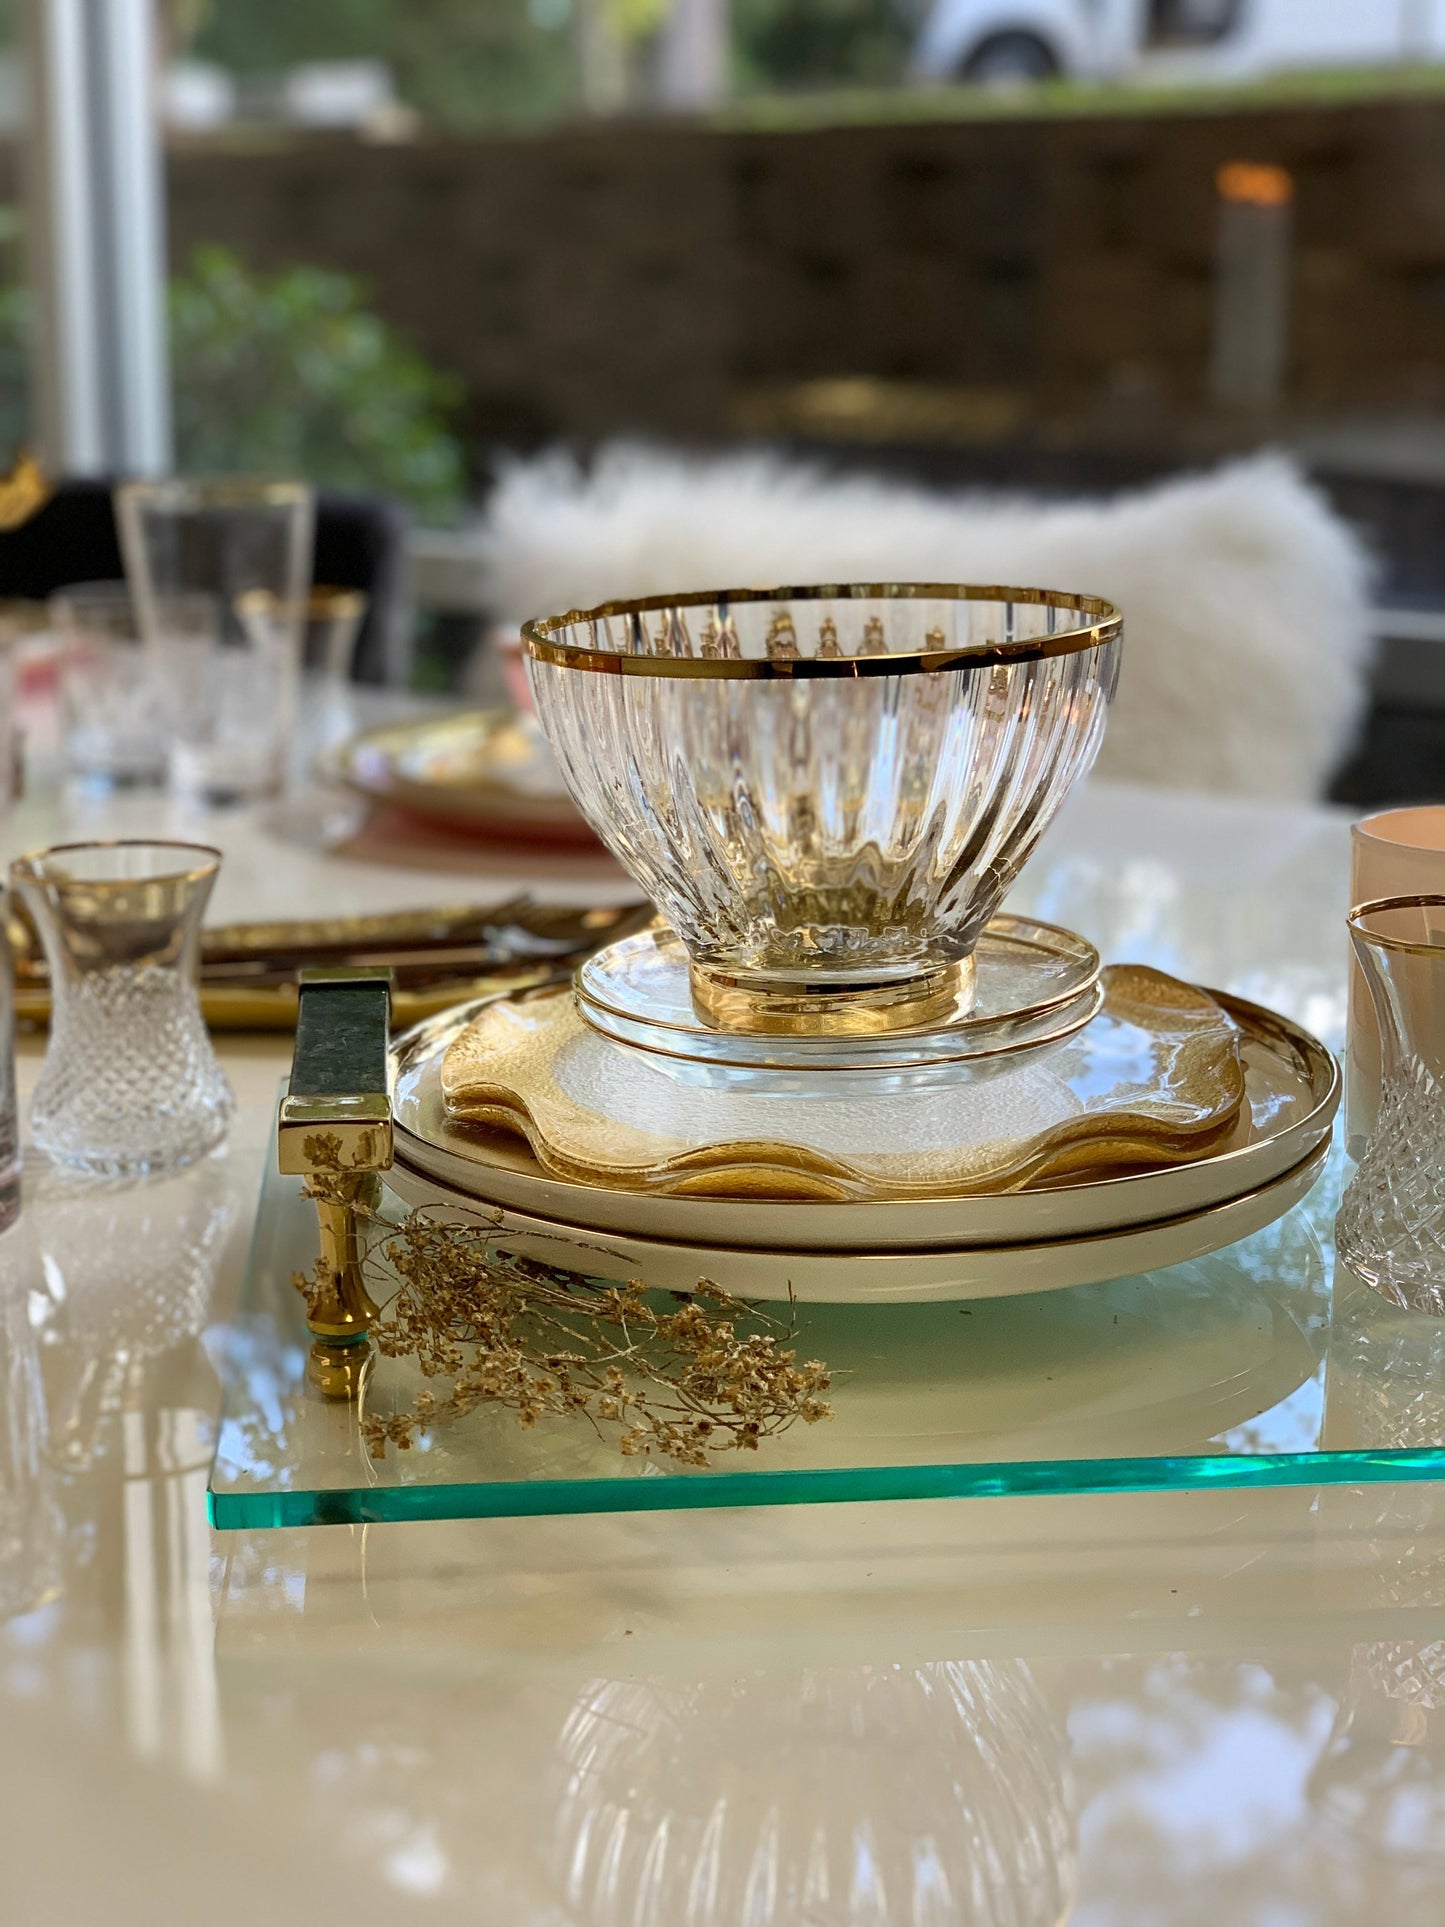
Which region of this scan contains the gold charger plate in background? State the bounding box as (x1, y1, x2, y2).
(334, 709, 595, 844)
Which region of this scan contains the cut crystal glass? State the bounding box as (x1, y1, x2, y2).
(1336, 895, 1445, 1310)
(12, 841, 234, 1178)
(526, 588, 1120, 1037)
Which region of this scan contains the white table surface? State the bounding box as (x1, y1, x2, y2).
(5, 750, 1445, 1925)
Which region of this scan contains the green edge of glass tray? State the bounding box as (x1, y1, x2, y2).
(208, 1138, 1445, 1529)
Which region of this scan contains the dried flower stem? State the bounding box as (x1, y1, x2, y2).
(292, 1185, 832, 1466)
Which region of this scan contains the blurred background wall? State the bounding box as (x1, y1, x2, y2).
(142, 99, 1445, 470)
(3, 0, 1445, 794)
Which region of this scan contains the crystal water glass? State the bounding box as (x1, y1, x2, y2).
(48, 582, 213, 793)
(152, 608, 294, 804)
(0, 888, 18, 1234)
(1336, 894, 1445, 1309)
(240, 585, 369, 769)
(11, 842, 234, 1178)
(116, 478, 314, 802)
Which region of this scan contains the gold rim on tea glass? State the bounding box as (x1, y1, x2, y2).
(12, 838, 224, 890)
(11, 840, 225, 970)
(522, 583, 1121, 679)
(1348, 894, 1445, 955)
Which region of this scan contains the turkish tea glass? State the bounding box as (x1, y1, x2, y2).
(11, 842, 233, 1178)
(1336, 895, 1445, 1309)
(1346, 807, 1445, 1155)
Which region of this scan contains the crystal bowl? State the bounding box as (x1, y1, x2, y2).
(524, 585, 1121, 1035)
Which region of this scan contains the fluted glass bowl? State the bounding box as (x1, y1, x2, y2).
(524, 585, 1121, 1036)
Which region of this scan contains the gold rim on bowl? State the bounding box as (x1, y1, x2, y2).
(522, 584, 1122, 681)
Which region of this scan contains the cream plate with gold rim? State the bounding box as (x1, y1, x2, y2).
(383, 1137, 1331, 1303)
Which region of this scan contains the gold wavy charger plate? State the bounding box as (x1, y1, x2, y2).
(391, 981, 1338, 1248)
(439, 965, 1247, 1202)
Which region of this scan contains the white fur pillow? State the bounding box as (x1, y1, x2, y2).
(478, 446, 1374, 800)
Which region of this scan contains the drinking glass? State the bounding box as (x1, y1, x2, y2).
(11, 841, 234, 1177)
(1347, 807, 1445, 1155)
(240, 584, 368, 769)
(300, 586, 367, 681)
(151, 605, 295, 804)
(1336, 895, 1445, 1309)
(0, 887, 18, 1234)
(48, 582, 214, 793)
(0, 640, 18, 1233)
(115, 478, 314, 802)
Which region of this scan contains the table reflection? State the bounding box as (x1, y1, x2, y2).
(0, 1153, 241, 1783)
(549, 1659, 1074, 1926)
(0, 1228, 62, 1621)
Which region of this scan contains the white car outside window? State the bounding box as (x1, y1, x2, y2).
(914, 0, 1445, 87)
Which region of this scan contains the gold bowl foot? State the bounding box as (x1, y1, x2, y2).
(687, 956, 972, 1036)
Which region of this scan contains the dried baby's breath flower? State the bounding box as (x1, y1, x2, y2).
(292, 1196, 832, 1466)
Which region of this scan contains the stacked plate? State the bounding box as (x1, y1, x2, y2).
(335, 709, 596, 845)
(387, 972, 1339, 1304)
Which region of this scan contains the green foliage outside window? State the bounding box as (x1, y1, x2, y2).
(733, 0, 915, 92)
(186, 0, 919, 126)
(0, 245, 467, 523)
(188, 0, 582, 134)
(170, 246, 466, 522)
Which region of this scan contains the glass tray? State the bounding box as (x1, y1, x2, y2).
(207, 1139, 1445, 1529)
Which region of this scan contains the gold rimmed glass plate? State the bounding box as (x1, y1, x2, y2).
(575, 916, 1101, 1071)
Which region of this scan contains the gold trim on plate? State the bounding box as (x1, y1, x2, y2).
(383, 1137, 1331, 1305)
(388, 983, 1340, 1255)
